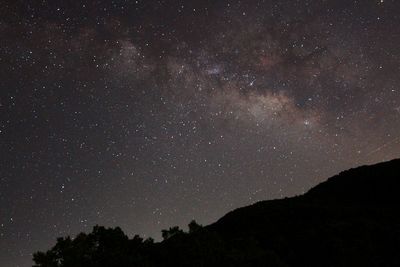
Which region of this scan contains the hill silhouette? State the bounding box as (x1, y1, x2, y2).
(33, 159, 400, 267)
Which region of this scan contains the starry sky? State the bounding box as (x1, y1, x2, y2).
(1, 0, 400, 266)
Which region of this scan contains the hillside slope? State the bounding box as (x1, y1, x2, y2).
(33, 159, 400, 267)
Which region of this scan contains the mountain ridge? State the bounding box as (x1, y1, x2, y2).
(33, 159, 400, 267)
(211, 158, 400, 227)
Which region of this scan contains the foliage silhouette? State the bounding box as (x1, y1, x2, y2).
(161, 226, 184, 240)
(33, 159, 400, 267)
(188, 220, 202, 234)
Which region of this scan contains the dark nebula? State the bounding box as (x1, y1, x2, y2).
(1, 1, 400, 266)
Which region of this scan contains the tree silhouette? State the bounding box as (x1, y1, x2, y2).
(161, 226, 184, 240)
(188, 220, 202, 233)
(32, 226, 153, 267)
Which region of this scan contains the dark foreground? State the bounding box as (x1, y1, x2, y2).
(33, 159, 400, 267)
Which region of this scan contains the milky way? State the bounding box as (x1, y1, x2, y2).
(1, 1, 400, 266)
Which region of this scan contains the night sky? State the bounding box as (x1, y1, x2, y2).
(1, 0, 400, 266)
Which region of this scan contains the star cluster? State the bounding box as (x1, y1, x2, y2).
(1, 1, 400, 266)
